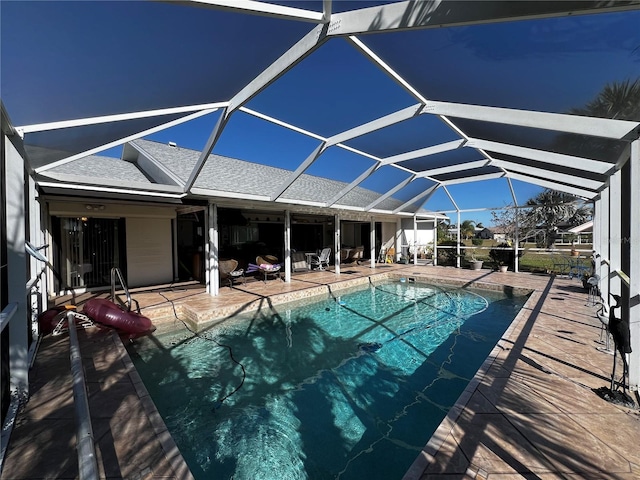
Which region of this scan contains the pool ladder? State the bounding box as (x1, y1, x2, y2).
(110, 267, 140, 313)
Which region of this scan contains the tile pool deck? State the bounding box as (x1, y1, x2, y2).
(2, 264, 639, 479)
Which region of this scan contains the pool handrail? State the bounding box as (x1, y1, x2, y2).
(67, 310, 99, 480)
(110, 267, 140, 312)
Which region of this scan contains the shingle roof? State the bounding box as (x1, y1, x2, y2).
(132, 139, 410, 211)
(48, 154, 152, 184)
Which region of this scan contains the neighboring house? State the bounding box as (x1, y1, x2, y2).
(475, 228, 493, 240)
(566, 221, 593, 244)
(492, 229, 508, 242)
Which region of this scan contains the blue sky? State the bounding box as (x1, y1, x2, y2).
(3, 2, 639, 226)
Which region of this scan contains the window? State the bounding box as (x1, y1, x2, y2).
(231, 225, 258, 245)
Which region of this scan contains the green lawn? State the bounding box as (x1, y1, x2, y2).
(441, 240, 593, 274)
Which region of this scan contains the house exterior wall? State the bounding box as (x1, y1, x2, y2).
(126, 217, 173, 287)
(380, 222, 396, 249)
(47, 201, 176, 289)
(401, 218, 435, 254)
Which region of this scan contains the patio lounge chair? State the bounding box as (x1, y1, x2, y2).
(219, 259, 244, 287)
(310, 248, 331, 271)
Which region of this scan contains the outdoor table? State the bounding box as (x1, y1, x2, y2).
(305, 252, 317, 270)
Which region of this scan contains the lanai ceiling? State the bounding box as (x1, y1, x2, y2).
(2, 0, 640, 216)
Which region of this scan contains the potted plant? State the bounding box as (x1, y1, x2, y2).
(489, 242, 521, 272)
(469, 248, 483, 270)
(570, 242, 580, 257)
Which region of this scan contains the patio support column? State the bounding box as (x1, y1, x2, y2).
(593, 196, 602, 293)
(609, 170, 622, 300)
(284, 210, 291, 283)
(514, 206, 520, 273)
(433, 219, 438, 266)
(600, 187, 610, 304)
(395, 218, 402, 264)
(370, 218, 376, 269)
(627, 139, 639, 391)
(5, 133, 28, 398)
(334, 214, 340, 274)
(413, 215, 418, 265)
(172, 215, 178, 284)
(206, 202, 219, 297)
(456, 211, 461, 268)
(30, 179, 47, 341)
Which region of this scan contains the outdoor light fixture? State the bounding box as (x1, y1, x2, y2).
(85, 204, 105, 211)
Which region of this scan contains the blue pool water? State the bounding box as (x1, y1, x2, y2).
(128, 280, 528, 479)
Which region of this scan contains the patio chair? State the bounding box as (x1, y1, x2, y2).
(385, 247, 395, 264)
(250, 255, 282, 282)
(549, 252, 570, 276)
(219, 259, 244, 287)
(568, 256, 590, 280)
(310, 247, 331, 271)
(257, 255, 278, 266)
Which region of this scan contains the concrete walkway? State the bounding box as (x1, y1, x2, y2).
(2, 265, 638, 479)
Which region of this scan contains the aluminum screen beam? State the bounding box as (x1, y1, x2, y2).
(228, 24, 328, 113)
(441, 185, 458, 212)
(392, 184, 438, 214)
(379, 139, 466, 166)
(237, 106, 422, 205)
(365, 174, 416, 211)
(609, 169, 623, 302)
(326, 104, 423, 146)
(615, 143, 632, 171)
(489, 159, 604, 191)
(270, 142, 327, 201)
(629, 139, 640, 391)
(466, 138, 615, 175)
(330, 0, 640, 36)
(35, 108, 218, 174)
(17, 103, 225, 135)
(178, 0, 326, 23)
(240, 107, 325, 141)
(506, 176, 518, 206)
(414, 160, 489, 178)
(326, 162, 381, 206)
(191, 24, 329, 195)
(347, 36, 428, 104)
(441, 172, 504, 186)
(507, 172, 598, 199)
(424, 101, 639, 140)
(415, 184, 440, 212)
(185, 108, 230, 192)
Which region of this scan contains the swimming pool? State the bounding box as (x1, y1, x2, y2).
(128, 280, 528, 479)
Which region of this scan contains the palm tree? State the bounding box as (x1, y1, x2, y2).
(557, 77, 640, 159)
(460, 220, 476, 240)
(571, 78, 640, 121)
(436, 218, 451, 242)
(524, 189, 591, 248)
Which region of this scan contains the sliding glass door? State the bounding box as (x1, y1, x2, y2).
(55, 217, 125, 289)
